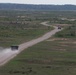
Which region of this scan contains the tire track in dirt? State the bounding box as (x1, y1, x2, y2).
(0, 21, 62, 66)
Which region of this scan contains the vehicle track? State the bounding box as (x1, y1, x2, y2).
(0, 21, 62, 66)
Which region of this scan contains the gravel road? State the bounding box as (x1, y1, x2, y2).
(0, 21, 62, 66)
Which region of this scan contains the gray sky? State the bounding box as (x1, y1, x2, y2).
(0, 0, 76, 5)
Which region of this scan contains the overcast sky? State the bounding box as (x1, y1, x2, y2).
(0, 0, 76, 5)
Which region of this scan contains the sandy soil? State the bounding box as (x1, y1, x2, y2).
(0, 21, 63, 66)
(46, 38, 68, 41)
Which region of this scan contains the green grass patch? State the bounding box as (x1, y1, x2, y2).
(55, 25, 76, 38)
(0, 38, 76, 75)
(0, 27, 52, 47)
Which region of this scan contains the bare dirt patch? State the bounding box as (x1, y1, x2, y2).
(60, 42, 70, 44)
(73, 42, 76, 44)
(61, 45, 68, 47)
(46, 38, 68, 41)
(52, 24, 70, 27)
(60, 41, 76, 44)
(59, 49, 66, 51)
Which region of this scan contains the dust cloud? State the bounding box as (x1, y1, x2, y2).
(0, 48, 19, 66)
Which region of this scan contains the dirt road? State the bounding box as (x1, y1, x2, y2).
(19, 21, 62, 51)
(0, 21, 62, 66)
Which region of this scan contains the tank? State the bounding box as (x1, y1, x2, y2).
(11, 46, 19, 50)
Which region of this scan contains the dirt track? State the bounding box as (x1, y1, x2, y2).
(0, 21, 62, 66)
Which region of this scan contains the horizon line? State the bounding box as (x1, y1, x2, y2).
(0, 3, 76, 5)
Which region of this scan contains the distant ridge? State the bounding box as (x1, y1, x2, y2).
(0, 3, 76, 11)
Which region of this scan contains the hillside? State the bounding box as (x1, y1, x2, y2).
(0, 3, 76, 11)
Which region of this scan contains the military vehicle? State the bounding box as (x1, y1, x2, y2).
(11, 45, 19, 50)
(58, 26, 61, 29)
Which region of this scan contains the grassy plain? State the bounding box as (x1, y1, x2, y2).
(0, 38, 76, 75)
(0, 10, 54, 47)
(0, 10, 76, 75)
